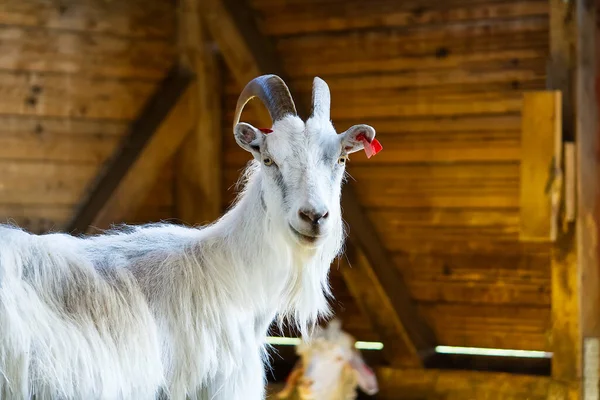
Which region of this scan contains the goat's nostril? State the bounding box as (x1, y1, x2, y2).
(299, 209, 329, 225)
(299, 209, 313, 223)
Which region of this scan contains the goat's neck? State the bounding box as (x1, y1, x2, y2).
(208, 169, 340, 333)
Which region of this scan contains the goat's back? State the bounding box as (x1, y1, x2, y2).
(0, 224, 165, 399)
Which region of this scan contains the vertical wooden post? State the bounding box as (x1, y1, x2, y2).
(176, 0, 222, 225)
(576, 0, 600, 398)
(548, 0, 599, 397)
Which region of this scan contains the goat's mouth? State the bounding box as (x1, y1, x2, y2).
(289, 224, 322, 246)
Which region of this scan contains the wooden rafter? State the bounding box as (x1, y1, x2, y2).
(65, 65, 194, 233)
(340, 247, 432, 367)
(199, 0, 435, 365)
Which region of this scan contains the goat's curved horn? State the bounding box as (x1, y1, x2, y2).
(233, 74, 297, 129)
(310, 77, 330, 121)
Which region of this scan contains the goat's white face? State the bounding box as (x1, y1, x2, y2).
(278, 319, 378, 399)
(233, 76, 377, 248)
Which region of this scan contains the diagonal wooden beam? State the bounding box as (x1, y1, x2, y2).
(65, 65, 194, 234)
(340, 247, 429, 367)
(341, 196, 436, 366)
(199, 0, 436, 365)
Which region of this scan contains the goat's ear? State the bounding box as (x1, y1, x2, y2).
(339, 124, 376, 154)
(234, 122, 265, 154)
(349, 350, 378, 395)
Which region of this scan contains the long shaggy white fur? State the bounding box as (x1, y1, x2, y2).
(0, 158, 343, 400)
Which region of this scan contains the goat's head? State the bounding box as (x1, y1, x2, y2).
(277, 319, 379, 399)
(233, 75, 379, 249)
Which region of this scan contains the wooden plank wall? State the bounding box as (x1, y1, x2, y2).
(222, 0, 552, 349)
(0, 0, 177, 233)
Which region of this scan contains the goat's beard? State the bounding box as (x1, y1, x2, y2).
(274, 213, 345, 338)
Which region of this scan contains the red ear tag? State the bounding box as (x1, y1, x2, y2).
(259, 128, 273, 134)
(355, 133, 383, 159)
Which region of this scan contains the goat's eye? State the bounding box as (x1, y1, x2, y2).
(337, 155, 349, 165)
(263, 157, 274, 166)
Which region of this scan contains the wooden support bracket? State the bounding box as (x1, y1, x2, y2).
(65, 65, 194, 233)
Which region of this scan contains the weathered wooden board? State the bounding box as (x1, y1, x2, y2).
(391, 254, 551, 306)
(372, 208, 520, 227)
(519, 91, 561, 241)
(376, 367, 554, 399)
(278, 34, 548, 76)
(370, 209, 519, 241)
(0, 160, 172, 207)
(257, 0, 548, 36)
(0, 131, 119, 164)
(0, 115, 128, 137)
(349, 163, 519, 208)
(390, 253, 551, 306)
(224, 58, 546, 95)
(392, 252, 550, 283)
(0, 116, 127, 164)
(409, 280, 549, 305)
(421, 304, 551, 351)
(277, 16, 548, 53)
(347, 114, 522, 133)
(0, 0, 175, 38)
(0, 71, 156, 120)
(0, 26, 174, 78)
(283, 48, 548, 78)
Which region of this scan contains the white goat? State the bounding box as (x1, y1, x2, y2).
(0, 75, 381, 399)
(276, 319, 378, 400)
